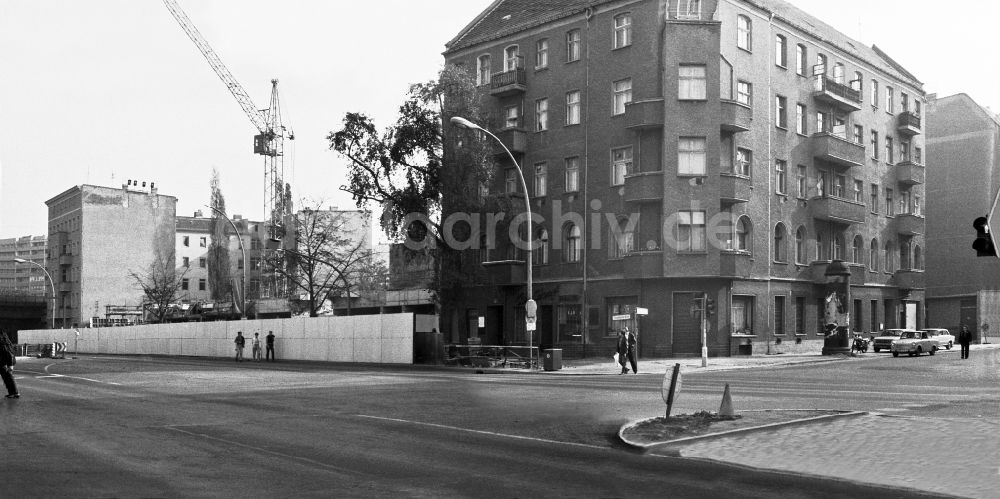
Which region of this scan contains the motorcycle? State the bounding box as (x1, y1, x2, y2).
(851, 335, 869, 354)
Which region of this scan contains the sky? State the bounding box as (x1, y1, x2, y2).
(1, 0, 999, 240)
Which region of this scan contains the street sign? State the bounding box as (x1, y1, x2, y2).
(636, 307, 648, 316)
(525, 319, 536, 332)
(478, 316, 485, 328)
(612, 314, 631, 321)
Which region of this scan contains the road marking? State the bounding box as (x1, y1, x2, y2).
(15, 369, 120, 385)
(356, 414, 607, 451)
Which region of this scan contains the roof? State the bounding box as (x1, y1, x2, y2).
(929, 93, 1000, 130)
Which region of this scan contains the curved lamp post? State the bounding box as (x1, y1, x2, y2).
(14, 258, 55, 329)
(449, 116, 537, 366)
(206, 206, 247, 320)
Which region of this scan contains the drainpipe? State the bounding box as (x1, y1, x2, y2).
(765, 12, 775, 355)
(581, 8, 592, 358)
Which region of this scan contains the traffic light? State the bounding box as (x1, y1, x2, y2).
(973, 217, 997, 257)
(706, 298, 716, 316)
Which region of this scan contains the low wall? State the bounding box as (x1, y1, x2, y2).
(17, 314, 425, 364)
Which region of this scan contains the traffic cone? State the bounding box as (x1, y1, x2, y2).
(719, 383, 734, 417)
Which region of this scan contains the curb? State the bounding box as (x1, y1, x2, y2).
(550, 355, 850, 376)
(618, 410, 868, 455)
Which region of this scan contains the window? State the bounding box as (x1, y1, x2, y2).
(566, 30, 581, 62)
(870, 79, 879, 107)
(900, 241, 911, 270)
(183, 236, 190, 247)
(901, 92, 909, 112)
(870, 184, 879, 213)
(564, 224, 582, 262)
(678, 137, 707, 175)
(900, 140, 910, 163)
(198, 278, 206, 291)
(852, 71, 863, 93)
(614, 13, 632, 48)
(796, 44, 807, 75)
(504, 105, 519, 128)
(678, 211, 707, 252)
(735, 216, 751, 251)
(199, 257, 206, 268)
(611, 146, 633, 185)
(795, 227, 806, 263)
(885, 136, 894, 165)
(735, 148, 752, 176)
(775, 95, 787, 128)
(871, 299, 879, 330)
(535, 98, 548, 131)
(503, 45, 520, 71)
(853, 179, 864, 203)
(182, 257, 189, 267)
(816, 111, 827, 134)
(884, 241, 893, 272)
(536, 228, 549, 265)
(816, 170, 826, 197)
(565, 157, 580, 192)
(871, 131, 879, 159)
(505, 169, 518, 194)
(796, 165, 807, 198)
(774, 223, 787, 262)
(795, 104, 807, 134)
(775, 159, 787, 194)
(566, 90, 581, 125)
(199, 237, 207, 247)
(732, 295, 754, 335)
(534, 162, 547, 196)
(915, 147, 923, 164)
(853, 235, 864, 264)
(885, 188, 894, 216)
(736, 80, 752, 105)
(853, 125, 863, 144)
(900, 190, 911, 215)
(535, 39, 549, 69)
(833, 174, 846, 198)
(608, 298, 638, 336)
(557, 304, 582, 342)
(914, 245, 923, 270)
(914, 195, 922, 216)
(833, 63, 844, 84)
(774, 296, 786, 335)
(886, 86, 894, 114)
(737, 15, 752, 51)
(678, 65, 707, 100)
(914, 99, 922, 117)
(816, 232, 826, 260)
(613, 78, 632, 115)
(477, 55, 491, 86)
(775, 35, 787, 67)
(678, 0, 702, 19)
(182, 278, 189, 291)
(609, 218, 635, 259)
(796, 297, 806, 334)
(237, 258, 244, 270)
(870, 239, 879, 271)
(720, 135, 733, 171)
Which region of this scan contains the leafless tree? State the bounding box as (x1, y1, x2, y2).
(129, 249, 188, 323)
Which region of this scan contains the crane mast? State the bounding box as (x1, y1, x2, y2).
(162, 0, 291, 240)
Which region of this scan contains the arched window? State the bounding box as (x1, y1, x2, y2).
(736, 216, 751, 252)
(564, 224, 582, 263)
(853, 235, 864, 265)
(773, 223, 786, 262)
(476, 54, 491, 86)
(609, 218, 635, 259)
(870, 238, 879, 272)
(737, 15, 752, 51)
(795, 226, 806, 264)
(914, 245, 923, 270)
(535, 228, 549, 265)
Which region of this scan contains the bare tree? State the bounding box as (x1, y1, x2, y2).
(129, 249, 187, 323)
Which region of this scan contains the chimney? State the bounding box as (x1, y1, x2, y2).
(233, 214, 242, 221)
(194, 210, 203, 218)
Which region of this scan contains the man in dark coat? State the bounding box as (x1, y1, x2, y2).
(616, 330, 629, 374)
(265, 331, 275, 361)
(958, 324, 973, 360)
(625, 326, 638, 374)
(1, 332, 19, 399)
(234, 331, 246, 362)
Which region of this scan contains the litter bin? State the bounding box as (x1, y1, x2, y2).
(543, 349, 562, 371)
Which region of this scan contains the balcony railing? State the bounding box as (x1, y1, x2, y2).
(812, 132, 865, 168)
(624, 99, 664, 130)
(720, 251, 752, 277)
(481, 260, 526, 286)
(623, 251, 662, 279)
(809, 196, 866, 224)
(494, 128, 527, 155)
(490, 68, 526, 97)
(719, 173, 751, 204)
(895, 161, 925, 185)
(897, 111, 922, 136)
(891, 269, 924, 289)
(623, 171, 663, 203)
(813, 76, 862, 112)
(895, 213, 924, 236)
(720, 99, 752, 132)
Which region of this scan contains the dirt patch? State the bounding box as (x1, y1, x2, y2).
(623, 410, 847, 444)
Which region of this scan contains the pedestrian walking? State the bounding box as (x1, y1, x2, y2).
(265, 330, 275, 362)
(234, 331, 246, 362)
(616, 329, 629, 374)
(251, 332, 262, 362)
(1, 331, 19, 399)
(625, 326, 638, 374)
(958, 324, 973, 359)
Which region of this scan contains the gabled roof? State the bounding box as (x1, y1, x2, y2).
(931, 94, 1000, 130)
(445, 0, 614, 54)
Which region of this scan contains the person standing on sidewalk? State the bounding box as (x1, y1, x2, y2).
(1, 331, 19, 399)
(625, 326, 638, 374)
(958, 324, 973, 359)
(616, 330, 629, 374)
(251, 332, 262, 362)
(234, 331, 246, 362)
(265, 330, 275, 362)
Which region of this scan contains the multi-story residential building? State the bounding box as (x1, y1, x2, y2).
(0, 235, 48, 295)
(45, 181, 177, 328)
(442, 0, 926, 357)
(925, 93, 1000, 341)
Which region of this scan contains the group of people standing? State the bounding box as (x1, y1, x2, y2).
(616, 326, 638, 374)
(234, 330, 276, 362)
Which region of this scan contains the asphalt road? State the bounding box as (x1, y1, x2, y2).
(2, 352, 976, 498)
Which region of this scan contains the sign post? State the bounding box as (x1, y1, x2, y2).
(525, 299, 537, 368)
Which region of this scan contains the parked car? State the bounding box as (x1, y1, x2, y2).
(872, 329, 906, 352)
(891, 330, 938, 357)
(922, 328, 955, 350)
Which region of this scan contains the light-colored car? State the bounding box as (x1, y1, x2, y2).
(891, 330, 938, 357)
(921, 328, 955, 350)
(872, 329, 905, 352)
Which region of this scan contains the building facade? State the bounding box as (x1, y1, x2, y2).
(45, 182, 177, 328)
(442, 0, 926, 357)
(925, 94, 1000, 341)
(0, 235, 48, 296)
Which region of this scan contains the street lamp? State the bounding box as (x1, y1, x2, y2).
(450, 116, 537, 366)
(14, 257, 55, 329)
(205, 206, 247, 320)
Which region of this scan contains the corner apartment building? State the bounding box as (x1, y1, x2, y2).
(0, 235, 48, 295)
(925, 94, 1000, 341)
(442, 0, 926, 357)
(45, 182, 176, 328)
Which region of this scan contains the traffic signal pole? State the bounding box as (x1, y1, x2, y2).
(701, 292, 709, 367)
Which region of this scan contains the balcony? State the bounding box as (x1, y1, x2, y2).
(719, 173, 752, 204)
(896, 111, 922, 136)
(891, 269, 924, 289)
(481, 260, 526, 286)
(623, 251, 662, 279)
(895, 213, 924, 236)
(623, 171, 663, 203)
(812, 75, 862, 112)
(489, 68, 526, 97)
(809, 196, 866, 224)
(720, 99, 752, 132)
(58, 282, 73, 293)
(719, 251, 752, 277)
(895, 161, 925, 185)
(812, 132, 865, 168)
(624, 99, 664, 130)
(59, 254, 73, 266)
(493, 128, 527, 156)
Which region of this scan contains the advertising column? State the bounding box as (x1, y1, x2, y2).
(822, 260, 851, 355)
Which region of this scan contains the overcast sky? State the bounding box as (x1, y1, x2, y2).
(1, 0, 998, 239)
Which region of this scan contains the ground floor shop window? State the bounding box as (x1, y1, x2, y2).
(607, 297, 638, 336)
(557, 304, 581, 342)
(732, 295, 754, 334)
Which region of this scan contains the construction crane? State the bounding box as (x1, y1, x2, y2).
(162, 0, 293, 240)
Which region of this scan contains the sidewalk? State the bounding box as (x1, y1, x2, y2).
(550, 352, 847, 375)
